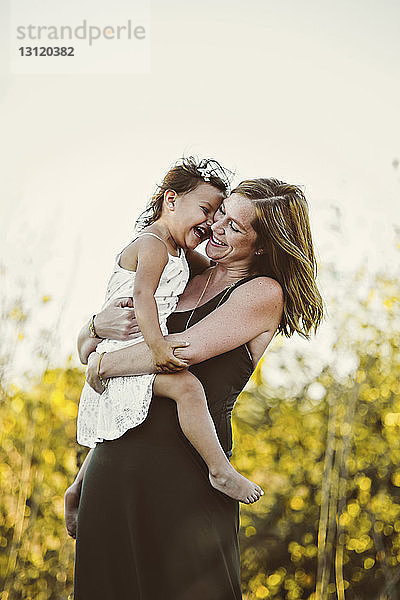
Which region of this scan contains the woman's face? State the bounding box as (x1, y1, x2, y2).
(205, 193, 258, 266)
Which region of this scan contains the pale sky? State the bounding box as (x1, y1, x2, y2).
(1, 0, 399, 377)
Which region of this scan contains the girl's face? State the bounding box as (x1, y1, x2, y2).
(205, 193, 259, 266)
(171, 183, 225, 250)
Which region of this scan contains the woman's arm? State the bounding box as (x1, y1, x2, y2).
(77, 298, 139, 364)
(77, 321, 101, 365)
(98, 277, 283, 379)
(247, 331, 274, 367)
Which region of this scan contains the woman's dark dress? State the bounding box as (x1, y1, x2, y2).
(74, 279, 255, 600)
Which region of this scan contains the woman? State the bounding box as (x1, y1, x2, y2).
(66, 178, 324, 599)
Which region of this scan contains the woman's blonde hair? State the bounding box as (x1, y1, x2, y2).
(232, 178, 324, 339)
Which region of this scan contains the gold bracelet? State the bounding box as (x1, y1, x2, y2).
(88, 314, 99, 338)
(97, 352, 109, 389)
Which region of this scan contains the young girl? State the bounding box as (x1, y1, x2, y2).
(77, 157, 263, 504)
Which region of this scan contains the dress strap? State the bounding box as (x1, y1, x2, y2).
(233, 274, 267, 290)
(116, 232, 172, 267)
(135, 232, 170, 251)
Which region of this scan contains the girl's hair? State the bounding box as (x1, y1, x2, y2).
(232, 178, 324, 339)
(135, 156, 232, 230)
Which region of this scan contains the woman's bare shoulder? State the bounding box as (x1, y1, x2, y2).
(231, 276, 284, 307)
(227, 276, 283, 338)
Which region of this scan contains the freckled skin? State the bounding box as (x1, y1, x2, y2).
(93, 192, 284, 373)
(205, 194, 259, 266)
(70, 190, 284, 536)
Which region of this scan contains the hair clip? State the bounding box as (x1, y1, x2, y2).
(197, 159, 234, 193)
(197, 166, 212, 182)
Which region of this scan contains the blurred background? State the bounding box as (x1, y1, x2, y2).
(0, 1, 399, 598)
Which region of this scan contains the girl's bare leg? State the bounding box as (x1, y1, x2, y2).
(153, 371, 264, 504)
(64, 448, 94, 538)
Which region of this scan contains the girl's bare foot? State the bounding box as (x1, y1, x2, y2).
(209, 466, 264, 504)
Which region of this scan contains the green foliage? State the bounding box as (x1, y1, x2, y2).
(233, 273, 400, 599)
(0, 367, 84, 600)
(0, 271, 399, 599)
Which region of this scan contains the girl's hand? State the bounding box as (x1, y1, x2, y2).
(85, 352, 105, 393)
(64, 482, 81, 539)
(94, 298, 140, 341)
(151, 340, 189, 373)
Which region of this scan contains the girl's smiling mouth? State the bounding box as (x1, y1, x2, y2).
(193, 225, 209, 240)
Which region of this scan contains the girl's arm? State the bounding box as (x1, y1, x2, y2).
(133, 236, 187, 371)
(95, 276, 283, 380)
(185, 248, 211, 277)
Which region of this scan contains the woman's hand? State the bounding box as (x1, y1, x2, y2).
(85, 352, 105, 393)
(95, 298, 140, 341)
(78, 298, 140, 365)
(64, 482, 81, 539)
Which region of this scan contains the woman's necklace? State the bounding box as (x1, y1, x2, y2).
(184, 268, 216, 330)
(184, 267, 238, 331)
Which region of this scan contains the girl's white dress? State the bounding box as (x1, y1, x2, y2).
(77, 233, 190, 448)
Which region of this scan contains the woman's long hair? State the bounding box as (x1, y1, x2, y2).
(135, 156, 231, 230)
(232, 178, 324, 339)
